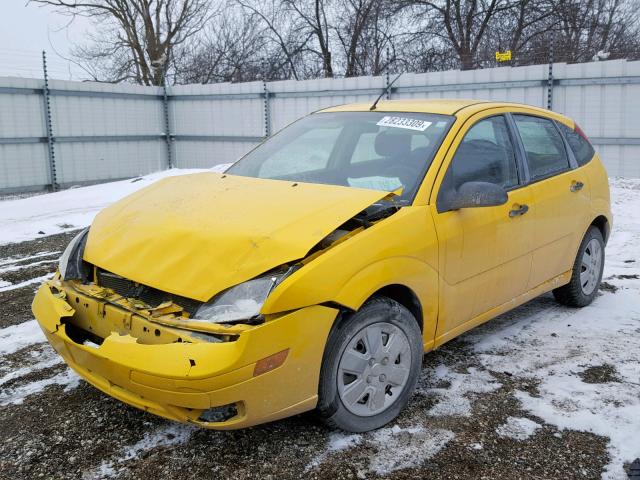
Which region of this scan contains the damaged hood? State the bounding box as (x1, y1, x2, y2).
(84, 172, 390, 301)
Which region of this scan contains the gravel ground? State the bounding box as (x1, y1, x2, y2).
(0, 198, 638, 479)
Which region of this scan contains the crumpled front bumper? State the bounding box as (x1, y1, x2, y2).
(32, 280, 338, 429)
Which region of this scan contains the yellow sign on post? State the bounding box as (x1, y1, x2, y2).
(495, 50, 512, 62)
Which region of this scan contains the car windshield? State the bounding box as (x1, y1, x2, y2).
(227, 111, 454, 203)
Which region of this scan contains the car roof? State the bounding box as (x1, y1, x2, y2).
(320, 99, 573, 125)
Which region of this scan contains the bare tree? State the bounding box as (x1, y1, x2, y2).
(31, 0, 640, 83)
(236, 0, 336, 78)
(399, 0, 514, 70)
(552, 0, 640, 62)
(284, 0, 335, 77)
(29, 0, 213, 85)
(175, 3, 301, 84)
(478, 0, 557, 65)
(334, 0, 397, 76)
(236, 0, 317, 80)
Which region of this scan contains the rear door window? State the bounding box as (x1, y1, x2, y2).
(513, 115, 570, 179)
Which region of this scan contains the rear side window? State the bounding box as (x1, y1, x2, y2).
(558, 123, 595, 166)
(513, 115, 570, 180)
(445, 115, 519, 190)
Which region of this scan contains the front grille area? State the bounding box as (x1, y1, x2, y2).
(96, 269, 202, 316)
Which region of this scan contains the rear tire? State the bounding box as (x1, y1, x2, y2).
(316, 296, 423, 432)
(553, 226, 605, 307)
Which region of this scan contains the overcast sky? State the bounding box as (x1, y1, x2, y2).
(0, 1, 90, 80)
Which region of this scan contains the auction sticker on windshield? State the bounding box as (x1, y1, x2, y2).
(376, 116, 432, 131)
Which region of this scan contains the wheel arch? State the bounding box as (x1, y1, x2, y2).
(325, 283, 425, 348)
(590, 215, 610, 244)
(371, 284, 424, 332)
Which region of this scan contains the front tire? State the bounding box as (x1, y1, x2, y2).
(553, 226, 605, 307)
(317, 296, 423, 432)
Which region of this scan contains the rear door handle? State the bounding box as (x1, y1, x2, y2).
(509, 204, 529, 217)
(570, 181, 584, 192)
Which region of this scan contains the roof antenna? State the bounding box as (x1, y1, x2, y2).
(370, 73, 402, 111)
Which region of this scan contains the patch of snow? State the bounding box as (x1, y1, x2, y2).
(0, 320, 46, 356)
(368, 425, 454, 475)
(0, 279, 10, 288)
(91, 424, 197, 479)
(420, 365, 501, 417)
(306, 432, 363, 470)
(0, 251, 60, 267)
(496, 416, 542, 441)
(327, 432, 363, 452)
(0, 258, 58, 274)
(0, 168, 209, 246)
(0, 347, 62, 386)
(0, 368, 79, 406)
(0, 273, 53, 292)
(468, 184, 640, 480)
(308, 425, 454, 475)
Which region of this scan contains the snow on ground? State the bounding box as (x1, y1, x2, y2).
(421, 365, 501, 417)
(465, 179, 640, 479)
(0, 348, 63, 387)
(307, 425, 455, 475)
(0, 251, 60, 267)
(306, 432, 364, 470)
(0, 258, 58, 274)
(474, 288, 640, 479)
(495, 416, 542, 440)
(0, 165, 231, 246)
(0, 273, 53, 293)
(91, 424, 198, 479)
(0, 369, 79, 406)
(0, 320, 78, 407)
(368, 426, 455, 475)
(0, 320, 46, 356)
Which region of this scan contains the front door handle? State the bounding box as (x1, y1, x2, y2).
(570, 181, 584, 192)
(509, 204, 529, 217)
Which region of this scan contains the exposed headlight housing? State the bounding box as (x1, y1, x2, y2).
(58, 228, 90, 281)
(193, 271, 290, 324)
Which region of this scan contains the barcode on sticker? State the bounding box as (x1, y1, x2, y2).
(376, 116, 432, 131)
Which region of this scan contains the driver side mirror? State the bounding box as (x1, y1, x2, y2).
(442, 181, 508, 211)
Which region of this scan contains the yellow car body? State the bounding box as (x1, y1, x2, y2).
(32, 99, 612, 430)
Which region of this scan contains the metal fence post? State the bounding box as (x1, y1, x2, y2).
(41, 51, 58, 191)
(263, 81, 271, 137)
(162, 75, 173, 168)
(385, 47, 391, 100)
(547, 34, 555, 110)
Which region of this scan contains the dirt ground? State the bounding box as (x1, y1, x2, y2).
(0, 229, 638, 480)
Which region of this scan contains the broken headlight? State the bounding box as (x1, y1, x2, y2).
(58, 228, 90, 281)
(193, 274, 284, 324)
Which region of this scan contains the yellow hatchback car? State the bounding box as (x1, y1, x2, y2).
(33, 99, 611, 432)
